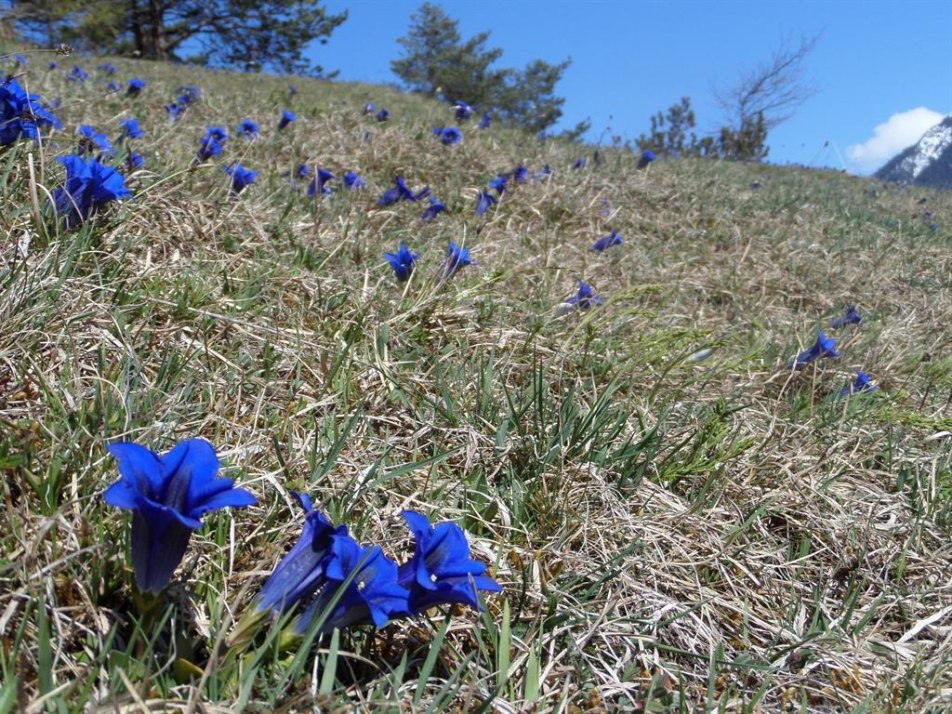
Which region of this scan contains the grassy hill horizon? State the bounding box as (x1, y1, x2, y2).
(2, 44, 951, 713)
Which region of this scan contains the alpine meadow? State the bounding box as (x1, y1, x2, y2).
(2, 36, 952, 714)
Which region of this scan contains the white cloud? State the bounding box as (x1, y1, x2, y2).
(847, 107, 945, 174)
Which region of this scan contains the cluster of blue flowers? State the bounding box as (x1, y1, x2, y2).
(0, 78, 62, 146)
(104, 438, 499, 642)
(789, 305, 877, 397)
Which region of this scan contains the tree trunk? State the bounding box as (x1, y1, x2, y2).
(148, 0, 165, 59)
(129, 0, 145, 56)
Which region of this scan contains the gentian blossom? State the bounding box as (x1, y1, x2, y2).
(104, 438, 256, 595)
(278, 109, 296, 130)
(377, 176, 429, 206)
(637, 150, 656, 169)
(197, 133, 224, 162)
(225, 163, 257, 194)
(53, 155, 132, 228)
(343, 170, 366, 190)
(453, 100, 474, 121)
(308, 168, 335, 198)
(830, 305, 862, 328)
(127, 78, 146, 96)
(98, 62, 117, 76)
(48, 61, 58, 70)
(0, 78, 62, 145)
(532, 165, 553, 181)
(177, 85, 201, 105)
(565, 281, 604, 310)
(67, 65, 89, 83)
(421, 196, 446, 221)
(165, 102, 185, 122)
(790, 331, 840, 370)
(840, 371, 877, 397)
(106, 81, 121, 93)
(573, 157, 587, 170)
(488, 176, 507, 195)
(398, 511, 500, 613)
(512, 164, 528, 183)
(385, 243, 419, 281)
(125, 151, 145, 171)
(436, 126, 462, 145)
(237, 118, 259, 139)
(443, 241, 473, 278)
(363, 102, 376, 115)
(120, 118, 144, 139)
(376, 108, 390, 122)
(478, 113, 491, 129)
(592, 229, 623, 252)
(78, 124, 114, 157)
(476, 190, 497, 216)
(11, 53, 28, 67)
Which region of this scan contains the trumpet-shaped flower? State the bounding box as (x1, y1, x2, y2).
(343, 170, 365, 190)
(104, 438, 256, 595)
(308, 168, 335, 198)
(512, 164, 528, 183)
(421, 196, 446, 221)
(125, 151, 145, 171)
(225, 163, 257, 194)
(790, 331, 840, 370)
(453, 100, 474, 121)
(11, 53, 28, 67)
(177, 85, 201, 105)
(476, 190, 497, 216)
(278, 108, 296, 130)
(592, 229, 623, 252)
(78, 124, 114, 156)
(443, 241, 473, 277)
(98, 62, 117, 76)
(127, 78, 146, 96)
(830, 305, 862, 328)
(398, 511, 500, 613)
(293, 536, 409, 635)
(478, 112, 491, 129)
(363, 102, 376, 115)
(106, 81, 122, 93)
(438, 126, 462, 145)
(52, 154, 131, 228)
(67, 65, 89, 83)
(573, 157, 587, 170)
(376, 108, 390, 122)
(237, 118, 259, 139)
(120, 118, 143, 139)
(637, 150, 656, 169)
(488, 175, 507, 195)
(377, 176, 429, 206)
(0, 78, 62, 145)
(565, 281, 604, 310)
(840, 371, 877, 397)
(165, 102, 185, 122)
(385, 243, 419, 281)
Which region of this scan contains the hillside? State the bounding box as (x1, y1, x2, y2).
(2, 46, 952, 712)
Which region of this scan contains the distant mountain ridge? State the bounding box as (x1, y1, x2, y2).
(875, 115, 952, 190)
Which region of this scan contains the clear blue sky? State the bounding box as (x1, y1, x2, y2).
(314, 0, 951, 174)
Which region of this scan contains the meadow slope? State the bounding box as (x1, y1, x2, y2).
(1, 47, 951, 712)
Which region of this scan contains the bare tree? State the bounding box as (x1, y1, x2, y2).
(716, 33, 821, 133)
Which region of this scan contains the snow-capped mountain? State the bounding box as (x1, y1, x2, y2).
(875, 115, 952, 189)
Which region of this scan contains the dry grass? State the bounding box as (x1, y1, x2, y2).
(1, 45, 951, 712)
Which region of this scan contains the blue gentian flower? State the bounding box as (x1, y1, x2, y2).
(398, 511, 500, 613)
(207, 126, 228, 142)
(476, 190, 497, 216)
(512, 164, 528, 183)
(421, 196, 446, 221)
(376, 108, 390, 122)
(104, 438, 256, 595)
(67, 65, 89, 83)
(790, 331, 840, 370)
(443, 241, 473, 277)
(120, 118, 144, 139)
(343, 170, 365, 190)
(292, 535, 409, 635)
(48, 61, 58, 70)
(78, 124, 114, 157)
(830, 305, 862, 329)
(478, 112, 491, 129)
(278, 109, 296, 130)
(377, 176, 429, 206)
(177, 85, 201, 105)
(364, 102, 376, 115)
(637, 150, 656, 169)
(237, 118, 259, 139)
(573, 157, 587, 170)
(532, 164, 553, 181)
(0, 78, 62, 145)
(127, 78, 146, 96)
(225, 163, 257, 194)
(488, 176, 507, 195)
(98, 62, 117, 76)
(125, 151, 145, 171)
(385, 243, 419, 281)
(296, 164, 311, 179)
(592, 229, 623, 252)
(438, 126, 462, 145)
(197, 134, 223, 162)
(308, 168, 335, 198)
(453, 100, 474, 121)
(840, 371, 877, 397)
(255, 492, 345, 615)
(565, 281, 604, 309)
(106, 81, 122, 93)
(53, 154, 132, 228)
(12, 53, 28, 67)
(929, 223, 939, 233)
(165, 102, 185, 122)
